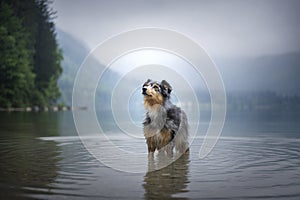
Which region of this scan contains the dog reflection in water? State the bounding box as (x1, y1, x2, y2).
(142, 79, 189, 156)
(144, 153, 190, 199)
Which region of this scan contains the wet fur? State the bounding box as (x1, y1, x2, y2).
(142, 79, 189, 155)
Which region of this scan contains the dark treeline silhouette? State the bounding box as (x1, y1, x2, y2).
(226, 91, 300, 114)
(0, 0, 62, 108)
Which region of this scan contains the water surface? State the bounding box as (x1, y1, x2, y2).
(0, 112, 300, 199)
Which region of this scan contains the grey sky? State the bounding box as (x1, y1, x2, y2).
(53, 0, 300, 59)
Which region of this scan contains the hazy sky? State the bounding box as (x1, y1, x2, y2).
(53, 0, 300, 59)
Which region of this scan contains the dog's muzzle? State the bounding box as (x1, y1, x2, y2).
(142, 88, 147, 95)
(142, 86, 151, 96)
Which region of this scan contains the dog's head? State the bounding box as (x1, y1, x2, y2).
(142, 79, 172, 106)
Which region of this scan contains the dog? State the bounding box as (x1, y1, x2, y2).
(142, 79, 189, 155)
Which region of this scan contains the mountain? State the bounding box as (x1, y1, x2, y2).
(217, 52, 300, 95)
(55, 29, 300, 120)
(56, 29, 120, 110)
(56, 29, 90, 105)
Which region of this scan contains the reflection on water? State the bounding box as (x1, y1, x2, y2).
(144, 153, 190, 200)
(0, 138, 60, 199)
(188, 137, 300, 199)
(0, 112, 61, 199)
(0, 112, 300, 199)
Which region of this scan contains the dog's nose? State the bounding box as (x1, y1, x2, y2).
(142, 87, 147, 95)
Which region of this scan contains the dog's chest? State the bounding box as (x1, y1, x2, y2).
(145, 110, 160, 126)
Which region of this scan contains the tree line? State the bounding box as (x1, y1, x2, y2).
(0, 0, 62, 108)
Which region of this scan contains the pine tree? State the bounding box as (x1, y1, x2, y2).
(33, 0, 62, 105)
(0, 2, 35, 107)
(0, 0, 63, 107)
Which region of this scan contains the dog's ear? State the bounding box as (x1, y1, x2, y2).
(143, 79, 151, 85)
(161, 80, 172, 98)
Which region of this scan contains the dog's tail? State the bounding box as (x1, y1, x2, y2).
(175, 110, 189, 153)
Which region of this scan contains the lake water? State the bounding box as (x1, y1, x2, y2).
(0, 111, 300, 199)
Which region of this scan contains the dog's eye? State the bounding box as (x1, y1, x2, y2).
(153, 85, 160, 91)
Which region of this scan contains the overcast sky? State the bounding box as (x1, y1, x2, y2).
(53, 0, 300, 59)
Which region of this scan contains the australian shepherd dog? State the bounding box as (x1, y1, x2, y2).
(142, 79, 189, 155)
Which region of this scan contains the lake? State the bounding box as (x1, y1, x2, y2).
(0, 111, 300, 199)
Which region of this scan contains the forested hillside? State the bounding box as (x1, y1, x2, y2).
(0, 0, 62, 108)
(56, 30, 89, 105)
(56, 29, 120, 108)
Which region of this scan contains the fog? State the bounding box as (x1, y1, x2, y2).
(53, 0, 300, 57)
(53, 0, 300, 95)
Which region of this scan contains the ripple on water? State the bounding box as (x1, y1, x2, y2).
(1, 135, 300, 199)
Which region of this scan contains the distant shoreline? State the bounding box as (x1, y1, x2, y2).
(0, 106, 87, 112)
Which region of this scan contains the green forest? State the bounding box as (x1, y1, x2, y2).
(0, 0, 62, 108)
